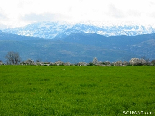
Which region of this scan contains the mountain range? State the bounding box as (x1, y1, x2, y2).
(2, 22, 155, 39)
(0, 22, 155, 63)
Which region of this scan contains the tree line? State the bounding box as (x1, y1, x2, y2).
(0, 51, 155, 66)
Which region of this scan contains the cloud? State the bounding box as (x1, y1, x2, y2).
(21, 13, 70, 22)
(1, 0, 155, 27)
(107, 4, 125, 19)
(127, 10, 141, 17)
(0, 24, 7, 29)
(0, 9, 9, 28)
(0, 9, 7, 20)
(0, 13, 6, 20)
(151, 12, 155, 18)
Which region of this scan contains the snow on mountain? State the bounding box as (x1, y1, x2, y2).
(2, 21, 155, 39)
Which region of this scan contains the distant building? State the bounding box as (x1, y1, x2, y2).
(54, 61, 64, 66)
(129, 58, 146, 66)
(77, 62, 88, 66)
(22, 59, 35, 65)
(0, 61, 3, 65)
(63, 62, 71, 66)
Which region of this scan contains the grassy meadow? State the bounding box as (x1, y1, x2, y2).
(0, 66, 155, 115)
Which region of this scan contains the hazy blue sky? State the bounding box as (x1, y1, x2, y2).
(0, 0, 155, 28)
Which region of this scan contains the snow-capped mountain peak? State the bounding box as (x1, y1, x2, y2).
(2, 21, 155, 39)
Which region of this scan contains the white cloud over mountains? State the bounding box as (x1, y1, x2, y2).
(0, 0, 155, 28)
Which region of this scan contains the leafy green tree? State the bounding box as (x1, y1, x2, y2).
(88, 62, 94, 66)
(151, 60, 155, 66)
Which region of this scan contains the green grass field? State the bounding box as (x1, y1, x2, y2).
(0, 66, 155, 116)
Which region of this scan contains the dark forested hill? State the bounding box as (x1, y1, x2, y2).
(0, 31, 155, 63)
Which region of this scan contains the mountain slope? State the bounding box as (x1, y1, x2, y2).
(0, 39, 132, 63)
(56, 32, 155, 49)
(0, 31, 155, 63)
(58, 33, 155, 60)
(0, 30, 42, 41)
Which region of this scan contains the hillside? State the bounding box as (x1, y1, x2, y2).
(0, 31, 155, 63)
(0, 30, 41, 41)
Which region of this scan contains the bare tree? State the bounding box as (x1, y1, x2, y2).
(5, 51, 21, 65)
